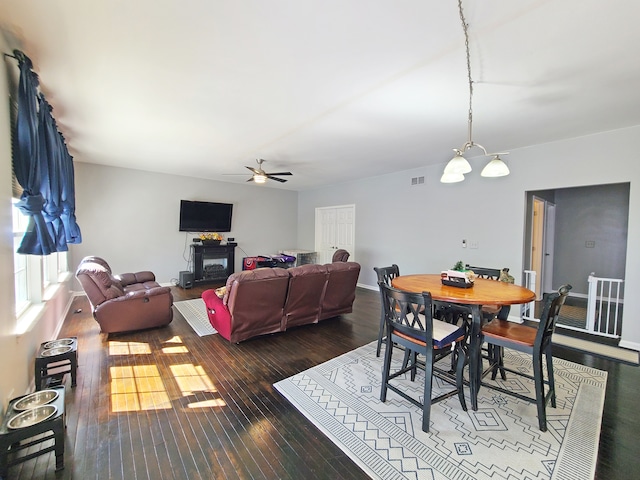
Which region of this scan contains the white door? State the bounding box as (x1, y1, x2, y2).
(315, 205, 355, 264)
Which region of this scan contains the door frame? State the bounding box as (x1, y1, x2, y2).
(314, 204, 355, 264)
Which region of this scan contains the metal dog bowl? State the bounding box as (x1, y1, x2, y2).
(41, 346, 72, 357)
(13, 390, 59, 411)
(43, 338, 74, 349)
(8, 405, 57, 429)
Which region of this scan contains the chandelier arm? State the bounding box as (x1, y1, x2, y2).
(459, 0, 474, 146)
(443, 0, 510, 183)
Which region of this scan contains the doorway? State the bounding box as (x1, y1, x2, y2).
(530, 196, 556, 299)
(523, 183, 629, 342)
(315, 204, 355, 264)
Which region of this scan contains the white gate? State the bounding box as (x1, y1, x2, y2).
(522, 270, 624, 338)
(586, 273, 624, 338)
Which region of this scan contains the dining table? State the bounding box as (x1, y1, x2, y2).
(391, 273, 536, 410)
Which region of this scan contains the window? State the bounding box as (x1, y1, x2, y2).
(12, 201, 70, 318)
(12, 201, 29, 316)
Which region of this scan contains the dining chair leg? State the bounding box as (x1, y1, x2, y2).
(490, 345, 506, 381)
(422, 350, 433, 432)
(455, 342, 468, 412)
(533, 350, 547, 432)
(376, 311, 386, 357)
(410, 351, 418, 381)
(545, 344, 556, 408)
(469, 306, 483, 411)
(380, 336, 393, 403)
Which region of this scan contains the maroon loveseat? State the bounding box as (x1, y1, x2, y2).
(75, 256, 174, 334)
(201, 262, 361, 343)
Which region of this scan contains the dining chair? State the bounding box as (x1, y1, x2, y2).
(378, 282, 467, 433)
(466, 265, 511, 321)
(331, 249, 350, 262)
(480, 284, 572, 431)
(373, 265, 400, 357)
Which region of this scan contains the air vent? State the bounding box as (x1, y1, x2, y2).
(411, 176, 425, 186)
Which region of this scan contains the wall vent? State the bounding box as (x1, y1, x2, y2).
(411, 176, 425, 186)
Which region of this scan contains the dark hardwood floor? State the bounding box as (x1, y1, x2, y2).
(9, 285, 638, 479)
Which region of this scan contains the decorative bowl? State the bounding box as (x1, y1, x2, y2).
(13, 390, 59, 411)
(41, 346, 73, 357)
(43, 338, 74, 349)
(8, 405, 57, 429)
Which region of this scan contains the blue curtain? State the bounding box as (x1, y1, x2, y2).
(13, 50, 81, 255)
(38, 95, 82, 250)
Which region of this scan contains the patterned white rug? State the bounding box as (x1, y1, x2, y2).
(174, 299, 217, 336)
(274, 341, 606, 480)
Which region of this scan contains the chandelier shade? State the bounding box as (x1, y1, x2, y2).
(440, 171, 465, 183)
(481, 156, 510, 177)
(443, 150, 472, 174)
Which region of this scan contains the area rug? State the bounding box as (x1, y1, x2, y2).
(274, 341, 606, 480)
(174, 299, 217, 336)
(553, 333, 639, 365)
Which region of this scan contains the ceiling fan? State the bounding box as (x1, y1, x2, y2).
(243, 159, 292, 184)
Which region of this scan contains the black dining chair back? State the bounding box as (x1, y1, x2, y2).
(480, 284, 572, 431)
(373, 264, 400, 357)
(378, 282, 467, 433)
(466, 265, 501, 280)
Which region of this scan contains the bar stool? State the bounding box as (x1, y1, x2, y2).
(34, 337, 78, 391)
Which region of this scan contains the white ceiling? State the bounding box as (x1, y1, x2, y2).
(2, 0, 639, 190)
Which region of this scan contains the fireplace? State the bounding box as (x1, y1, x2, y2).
(191, 244, 236, 285)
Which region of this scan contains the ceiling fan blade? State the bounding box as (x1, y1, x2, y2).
(245, 166, 261, 174)
(267, 175, 288, 183)
(246, 177, 255, 182)
(264, 172, 292, 176)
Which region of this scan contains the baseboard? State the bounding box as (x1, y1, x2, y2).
(619, 339, 640, 352)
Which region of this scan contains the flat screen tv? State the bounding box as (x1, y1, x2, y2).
(179, 200, 233, 232)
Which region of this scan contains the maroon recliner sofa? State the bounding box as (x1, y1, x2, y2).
(202, 261, 361, 343)
(75, 256, 174, 334)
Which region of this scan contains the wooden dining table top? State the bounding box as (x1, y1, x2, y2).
(391, 274, 536, 306)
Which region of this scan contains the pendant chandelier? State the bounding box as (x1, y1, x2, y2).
(441, 0, 509, 184)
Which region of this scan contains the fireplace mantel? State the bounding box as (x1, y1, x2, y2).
(191, 244, 236, 285)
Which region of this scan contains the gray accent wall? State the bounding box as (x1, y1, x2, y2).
(552, 183, 629, 295)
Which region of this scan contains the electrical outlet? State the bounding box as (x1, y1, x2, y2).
(585, 240, 595, 248)
(469, 241, 479, 249)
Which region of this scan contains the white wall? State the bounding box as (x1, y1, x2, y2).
(71, 163, 299, 286)
(298, 126, 640, 350)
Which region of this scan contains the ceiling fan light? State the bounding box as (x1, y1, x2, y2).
(443, 152, 472, 175)
(440, 171, 465, 183)
(481, 156, 510, 177)
(254, 174, 267, 184)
